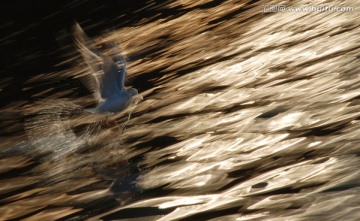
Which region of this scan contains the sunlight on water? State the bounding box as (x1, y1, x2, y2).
(1, 0, 360, 220)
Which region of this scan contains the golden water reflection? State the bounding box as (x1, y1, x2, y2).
(1, 0, 360, 220)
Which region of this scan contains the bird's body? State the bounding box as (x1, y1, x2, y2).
(88, 88, 137, 114)
(73, 23, 141, 115)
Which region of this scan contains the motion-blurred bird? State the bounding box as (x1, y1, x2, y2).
(73, 23, 142, 115)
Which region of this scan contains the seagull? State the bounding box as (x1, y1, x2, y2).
(73, 23, 142, 116)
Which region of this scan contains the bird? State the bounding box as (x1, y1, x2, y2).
(73, 23, 142, 115)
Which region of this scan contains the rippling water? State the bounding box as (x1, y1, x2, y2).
(1, 0, 360, 220)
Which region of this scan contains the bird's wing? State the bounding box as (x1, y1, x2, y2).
(101, 42, 127, 90)
(99, 56, 124, 99)
(73, 23, 127, 100)
(73, 23, 102, 101)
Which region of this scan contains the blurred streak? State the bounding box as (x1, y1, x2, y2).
(1, 0, 360, 220)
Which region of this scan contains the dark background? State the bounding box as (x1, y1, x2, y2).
(0, 0, 176, 107)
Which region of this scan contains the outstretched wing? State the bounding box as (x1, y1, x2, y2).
(101, 42, 127, 91)
(73, 23, 102, 101)
(99, 56, 124, 99)
(73, 23, 127, 100)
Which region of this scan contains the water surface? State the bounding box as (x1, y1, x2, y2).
(1, 0, 360, 220)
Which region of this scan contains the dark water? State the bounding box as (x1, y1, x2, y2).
(1, 0, 360, 220)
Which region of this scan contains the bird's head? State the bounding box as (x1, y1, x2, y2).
(127, 88, 143, 104)
(127, 88, 138, 97)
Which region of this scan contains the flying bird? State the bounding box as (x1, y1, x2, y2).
(73, 23, 141, 115)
